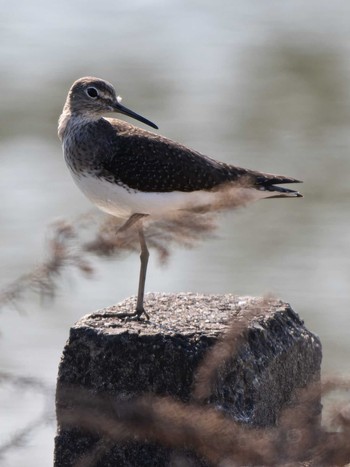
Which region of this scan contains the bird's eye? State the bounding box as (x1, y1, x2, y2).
(86, 87, 99, 99)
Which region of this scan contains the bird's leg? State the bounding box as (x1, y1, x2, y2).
(104, 215, 150, 320)
(118, 213, 149, 232)
(135, 225, 150, 319)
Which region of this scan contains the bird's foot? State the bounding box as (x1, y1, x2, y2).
(110, 307, 150, 321)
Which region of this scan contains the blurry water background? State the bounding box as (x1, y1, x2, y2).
(1, 0, 350, 465)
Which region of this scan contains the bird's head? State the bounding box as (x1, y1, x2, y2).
(64, 76, 158, 129)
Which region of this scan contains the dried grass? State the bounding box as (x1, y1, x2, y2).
(57, 377, 350, 466)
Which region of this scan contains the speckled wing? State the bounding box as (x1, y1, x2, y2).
(97, 119, 302, 195)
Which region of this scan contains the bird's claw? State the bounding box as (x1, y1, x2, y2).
(109, 308, 149, 321)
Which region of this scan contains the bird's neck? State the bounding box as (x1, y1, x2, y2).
(58, 106, 101, 141)
(58, 106, 71, 141)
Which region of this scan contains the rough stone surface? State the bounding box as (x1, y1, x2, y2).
(54, 293, 322, 466)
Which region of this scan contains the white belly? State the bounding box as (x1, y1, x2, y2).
(70, 172, 266, 219)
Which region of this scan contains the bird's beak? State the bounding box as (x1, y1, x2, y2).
(112, 100, 158, 130)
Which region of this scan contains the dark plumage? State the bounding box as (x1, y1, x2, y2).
(101, 120, 302, 194)
(62, 117, 301, 196)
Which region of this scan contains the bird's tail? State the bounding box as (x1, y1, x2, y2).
(229, 167, 303, 199)
(258, 184, 303, 199)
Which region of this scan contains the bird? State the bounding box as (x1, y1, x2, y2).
(58, 76, 302, 320)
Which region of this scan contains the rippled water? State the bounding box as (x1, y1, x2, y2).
(1, 1, 350, 465)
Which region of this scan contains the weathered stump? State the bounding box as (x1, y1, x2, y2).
(54, 293, 322, 466)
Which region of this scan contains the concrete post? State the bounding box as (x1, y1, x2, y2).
(54, 293, 322, 466)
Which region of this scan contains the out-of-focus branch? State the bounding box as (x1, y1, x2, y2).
(0, 180, 258, 310)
